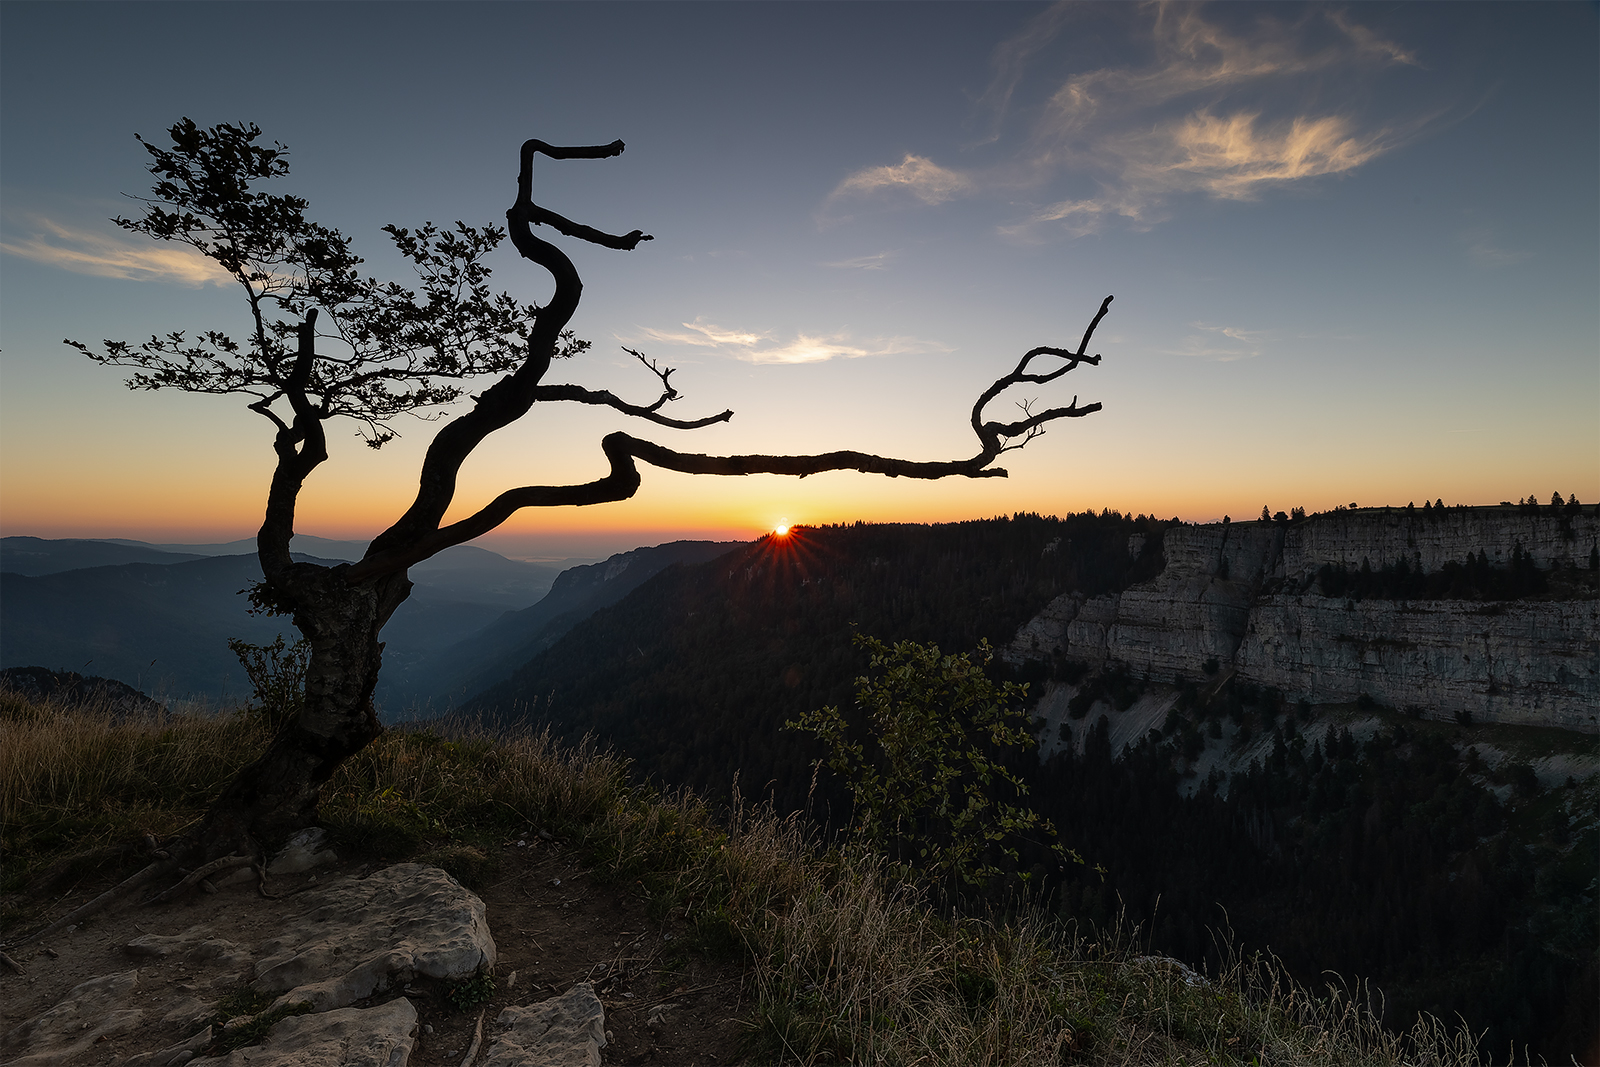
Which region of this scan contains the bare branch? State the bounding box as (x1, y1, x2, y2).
(970, 295, 1111, 453)
(370, 136, 653, 556)
(524, 203, 653, 252)
(622, 346, 678, 410)
(531, 384, 733, 429)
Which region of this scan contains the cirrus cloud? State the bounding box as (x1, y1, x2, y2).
(636, 317, 949, 365)
(823, 154, 976, 215)
(833, 4, 1431, 238)
(0, 216, 234, 286)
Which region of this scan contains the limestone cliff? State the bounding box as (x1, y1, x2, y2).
(1006, 508, 1600, 732)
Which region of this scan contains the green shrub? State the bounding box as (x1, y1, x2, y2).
(788, 634, 1073, 888)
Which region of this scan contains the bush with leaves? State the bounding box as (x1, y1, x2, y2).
(227, 634, 311, 731)
(789, 634, 1074, 889)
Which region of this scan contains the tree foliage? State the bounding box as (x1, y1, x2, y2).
(65, 119, 581, 447)
(790, 633, 1071, 888)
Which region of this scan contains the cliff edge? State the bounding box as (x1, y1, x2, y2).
(1007, 506, 1599, 732)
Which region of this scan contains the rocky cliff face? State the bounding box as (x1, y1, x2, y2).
(1006, 508, 1600, 732)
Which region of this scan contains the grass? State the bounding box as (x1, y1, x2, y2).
(0, 686, 1487, 1065)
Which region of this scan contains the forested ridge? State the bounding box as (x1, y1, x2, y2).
(465, 515, 1596, 1061)
(467, 513, 1167, 808)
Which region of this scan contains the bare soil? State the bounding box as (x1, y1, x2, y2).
(1, 839, 752, 1065)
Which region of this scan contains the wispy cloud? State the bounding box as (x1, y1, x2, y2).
(635, 317, 948, 365)
(0, 217, 232, 286)
(1162, 321, 1269, 361)
(641, 318, 770, 348)
(742, 334, 945, 365)
(1461, 228, 1531, 269)
(971, 2, 1077, 144)
(834, 5, 1430, 237)
(824, 154, 976, 214)
(822, 251, 897, 270)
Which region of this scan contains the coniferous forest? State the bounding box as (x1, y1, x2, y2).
(465, 515, 1597, 1062)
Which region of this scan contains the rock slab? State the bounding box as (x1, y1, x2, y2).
(252, 863, 496, 1012)
(190, 998, 417, 1067)
(484, 983, 607, 1067)
(1, 968, 145, 1067)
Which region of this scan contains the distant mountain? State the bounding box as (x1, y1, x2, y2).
(404, 544, 573, 612)
(0, 666, 164, 717)
(0, 554, 329, 702)
(98, 534, 369, 560)
(0, 535, 720, 713)
(0, 536, 208, 575)
(386, 540, 744, 715)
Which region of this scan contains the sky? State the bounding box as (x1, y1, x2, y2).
(2, 2, 1595, 561)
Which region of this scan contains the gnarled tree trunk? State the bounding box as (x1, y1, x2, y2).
(194, 566, 410, 857)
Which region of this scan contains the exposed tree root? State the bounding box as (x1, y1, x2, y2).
(8, 855, 182, 947)
(143, 853, 254, 907)
(460, 1009, 486, 1067)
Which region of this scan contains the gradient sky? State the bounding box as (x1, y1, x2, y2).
(2, 2, 1595, 560)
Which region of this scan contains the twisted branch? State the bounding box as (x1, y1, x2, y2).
(347, 295, 1110, 581)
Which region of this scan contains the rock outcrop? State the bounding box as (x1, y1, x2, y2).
(251, 863, 496, 1013)
(192, 1000, 418, 1067)
(1, 969, 145, 1067)
(0, 855, 612, 1067)
(1006, 508, 1600, 731)
(485, 983, 607, 1067)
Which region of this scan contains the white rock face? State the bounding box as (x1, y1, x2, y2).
(190, 998, 417, 1067)
(485, 983, 607, 1067)
(1005, 511, 1600, 732)
(1237, 596, 1600, 730)
(252, 863, 495, 1012)
(1277, 508, 1598, 579)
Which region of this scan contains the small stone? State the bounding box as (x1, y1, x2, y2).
(423, 1024, 434, 1035)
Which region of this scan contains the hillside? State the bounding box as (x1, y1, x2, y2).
(462, 509, 1597, 1061)
(465, 513, 1167, 806)
(386, 540, 744, 715)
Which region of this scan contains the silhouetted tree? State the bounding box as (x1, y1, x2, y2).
(64, 120, 1115, 878)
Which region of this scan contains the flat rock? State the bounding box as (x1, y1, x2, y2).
(252, 863, 495, 1012)
(190, 998, 417, 1067)
(127, 926, 251, 971)
(1, 968, 145, 1066)
(484, 983, 606, 1067)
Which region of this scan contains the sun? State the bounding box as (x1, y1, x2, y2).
(773, 520, 791, 537)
